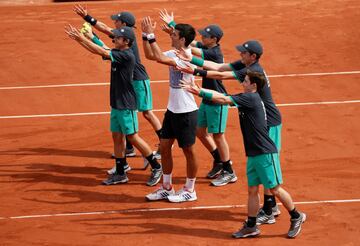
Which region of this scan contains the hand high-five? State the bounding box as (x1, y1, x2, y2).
(73, 4, 88, 18)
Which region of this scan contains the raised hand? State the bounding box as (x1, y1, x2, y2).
(65, 24, 83, 41)
(160, 23, 174, 35)
(175, 47, 192, 62)
(73, 4, 87, 18)
(142, 16, 156, 34)
(159, 9, 174, 25)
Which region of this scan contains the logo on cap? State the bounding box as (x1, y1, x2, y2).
(245, 43, 249, 47)
(206, 28, 210, 32)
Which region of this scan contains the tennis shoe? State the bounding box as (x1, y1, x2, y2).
(102, 173, 128, 185)
(211, 170, 237, 186)
(146, 167, 163, 186)
(167, 188, 197, 203)
(288, 212, 306, 238)
(206, 161, 223, 179)
(256, 210, 276, 225)
(146, 186, 175, 201)
(232, 222, 260, 238)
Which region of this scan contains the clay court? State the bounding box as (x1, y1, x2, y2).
(0, 0, 359, 245)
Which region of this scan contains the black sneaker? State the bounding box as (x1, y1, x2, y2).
(206, 162, 223, 179)
(146, 167, 163, 186)
(288, 212, 306, 238)
(102, 173, 128, 185)
(256, 209, 276, 225)
(232, 222, 260, 238)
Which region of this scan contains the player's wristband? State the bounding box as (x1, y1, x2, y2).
(148, 38, 156, 44)
(84, 15, 97, 26)
(191, 56, 204, 67)
(142, 32, 148, 41)
(168, 20, 176, 28)
(193, 68, 207, 78)
(146, 33, 155, 40)
(91, 36, 104, 47)
(199, 90, 213, 100)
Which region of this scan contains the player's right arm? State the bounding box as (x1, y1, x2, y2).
(142, 16, 177, 66)
(73, 4, 113, 36)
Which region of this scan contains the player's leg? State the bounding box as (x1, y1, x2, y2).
(167, 110, 198, 203)
(196, 103, 222, 178)
(121, 110, 162, 186)
(267, 153, 306, 238)
(270, 185, 306, 238)
(211, 132, 238, 186)
(146, 110, 176, 201)
(261, 124, 283, 216)
(103, 109, 129, 185)
(232, 185, 261, 238)
(142, 110, 162, 159)
(134, 79, 162, 157)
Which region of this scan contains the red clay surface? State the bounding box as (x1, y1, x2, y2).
(0, 0, 360, 245)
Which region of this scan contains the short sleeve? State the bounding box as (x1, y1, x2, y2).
(202, 48, 217, 61)
(230, 93, 253, 109)
(232, 68, 247, 82)
(230, 60, 246, 71)
(110, 49, 132, 63)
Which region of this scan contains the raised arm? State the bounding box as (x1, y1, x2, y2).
(141, 19, 156, 60)
(73, 4, 113, 36)
(179, 79, 233, 105)
(65, 24, 110, 59)
(142, 16, 177, 66)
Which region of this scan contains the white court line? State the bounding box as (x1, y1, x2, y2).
(1, 198, 359, 220)
(0, 99, 359, 119)
(0, 70, 360, 90)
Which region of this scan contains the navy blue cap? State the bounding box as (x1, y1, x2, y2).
(112, 26, 135, 42)
(111, 11, 136, 27)
(236, 40, 263, 56)
(198, 24, 223, 40)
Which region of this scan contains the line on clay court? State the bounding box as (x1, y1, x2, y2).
(0, 70, 359, 90)
(0, 99, 359, 119)
(1, 198, 359, 221)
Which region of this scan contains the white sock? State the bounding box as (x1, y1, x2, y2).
(185, 178, 196, 192)
(163, 173, 172, 190)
